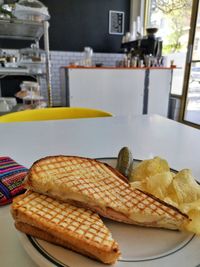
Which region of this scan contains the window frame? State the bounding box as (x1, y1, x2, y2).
(144, 0, 200, 128)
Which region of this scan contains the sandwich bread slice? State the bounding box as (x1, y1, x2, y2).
(24, 155, 189, 230)
(11, 191, 120, 264)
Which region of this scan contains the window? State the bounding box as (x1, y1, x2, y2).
(145, 0, 193, 96)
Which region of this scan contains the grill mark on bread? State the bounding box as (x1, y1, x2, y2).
(24, 155, 189, 230)
(11, 191, 120, 264)
(137, 189, 189, 219)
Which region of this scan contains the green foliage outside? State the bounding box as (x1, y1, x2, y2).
(152, 0, 192, 54)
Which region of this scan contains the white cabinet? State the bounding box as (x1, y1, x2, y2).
(60, 67, 173, 117)
(67, 68, 145, 116)
(148, 69, 172, 117)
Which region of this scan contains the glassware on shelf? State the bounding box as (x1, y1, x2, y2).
(19, 44, 46, 63)
(19, 44, 46, 74)
(83, 47, 93, 67)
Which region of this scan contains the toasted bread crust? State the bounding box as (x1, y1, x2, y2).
(24, 155, 129, 187)
(11, 191, 120, 264)
(15, 222, 118, 264)
(137, 189, 189, 219)
(24, 155, 189, 230)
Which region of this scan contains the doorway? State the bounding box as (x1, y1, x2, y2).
(181, 0, 200, 127)
(145, 0, 200, 127)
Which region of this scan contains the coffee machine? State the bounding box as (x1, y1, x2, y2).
(121, 28, 163, 65)
(129, 36, 162, 58)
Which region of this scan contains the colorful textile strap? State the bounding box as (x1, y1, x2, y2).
(0, 157, 28, 206)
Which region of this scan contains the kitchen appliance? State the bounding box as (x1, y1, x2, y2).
(121, 27, 163, 66)
(122, 36, 162, 58)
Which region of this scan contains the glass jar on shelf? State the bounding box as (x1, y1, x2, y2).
(83, 47, 93, 67)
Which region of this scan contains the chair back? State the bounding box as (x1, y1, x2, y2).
(0, 107, 112, 123)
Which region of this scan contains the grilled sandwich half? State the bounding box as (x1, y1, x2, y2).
(11, 191, 120, 264)
(24, 155, 189, 230)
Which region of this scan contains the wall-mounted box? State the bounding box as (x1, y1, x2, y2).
(109, 10, 125, 35)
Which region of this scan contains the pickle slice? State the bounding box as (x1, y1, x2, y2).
(116, 147, 133, 177)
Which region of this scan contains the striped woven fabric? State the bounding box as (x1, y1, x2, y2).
(0, 157, 27, 206)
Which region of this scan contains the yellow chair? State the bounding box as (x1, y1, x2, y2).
(0, 107, 112, 123)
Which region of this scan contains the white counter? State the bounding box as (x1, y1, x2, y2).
(60, 67, 173, 117)
(1, 114, 200, 267)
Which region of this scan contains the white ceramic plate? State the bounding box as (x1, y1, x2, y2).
(17, 158, 200, 267)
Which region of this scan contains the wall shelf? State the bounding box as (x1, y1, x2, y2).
(0, 19, 44, 41)
(0, 19, 52, 106)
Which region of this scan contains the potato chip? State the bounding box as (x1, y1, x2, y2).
(130, 180, 145, 191)
(131, 171, 173, 200)
(170, 172, 176, 178)
(163, 197, 179, 208)
(145, 172, 173, 199)
(167, 169, 200, 205)
(184, 209, 200, 234)
(130, 156, 200, 235)
(180, 199, 200, 214)
(129, 157, 170, 182)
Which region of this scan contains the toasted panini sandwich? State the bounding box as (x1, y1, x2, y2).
(11, 191, 120, 264)
(24, 156, 189, 230)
